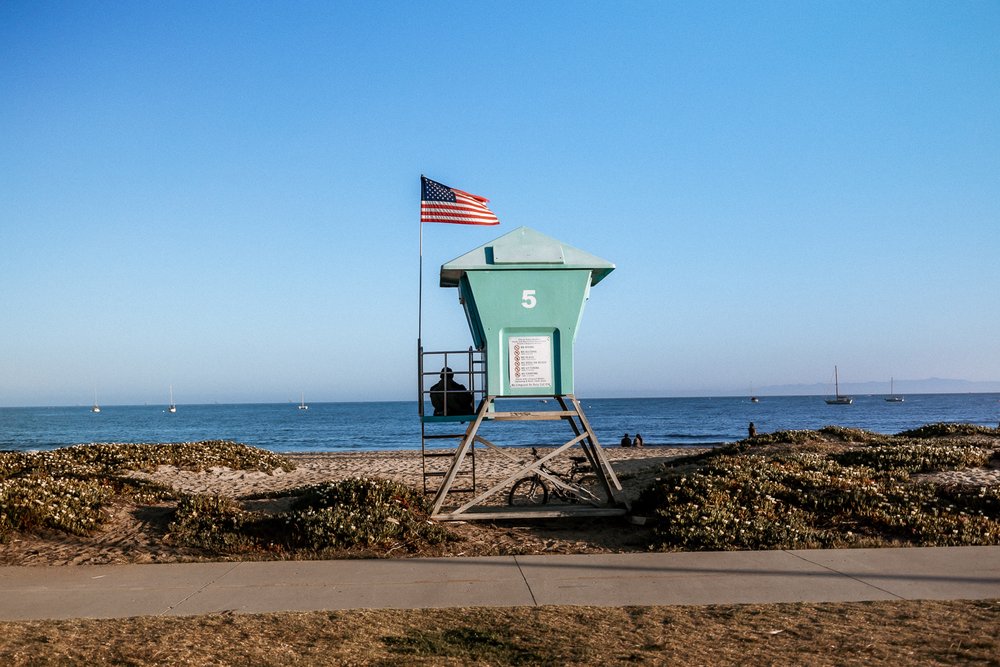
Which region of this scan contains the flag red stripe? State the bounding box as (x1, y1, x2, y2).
(420, 201, 500, 224)
(420, 178, 500, 225)
(421, 207, 497, 218)
(421, 212, 499, 224)
(451, 188, 490, 204)
(421, 213, 497, 222)
(421, 217, 499, 225)
(422, 199, 491, 212)
(421, 205, 495, 219)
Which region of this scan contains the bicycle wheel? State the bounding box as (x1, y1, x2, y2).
(508, 477, 549, 506)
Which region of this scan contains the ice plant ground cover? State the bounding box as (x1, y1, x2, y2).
(634, 424, 1000, 551)
(0, 441, 288, 541)
(1, 425, 998, 558)
(168, 478, 449, 554)
(0, 442, 447, 555)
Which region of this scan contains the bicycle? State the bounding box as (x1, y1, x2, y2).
(507, 447, 600, 506)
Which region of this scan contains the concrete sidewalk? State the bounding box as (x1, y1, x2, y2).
(1, 546, 998, 621)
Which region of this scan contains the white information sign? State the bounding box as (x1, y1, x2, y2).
(508, 335, 553, 389)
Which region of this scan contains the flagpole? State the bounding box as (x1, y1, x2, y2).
(419, 174, 426, 345)
(417, 176, 424, 413)
(418, 205, 423, 345)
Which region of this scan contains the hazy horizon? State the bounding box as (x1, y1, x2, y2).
(4, 377, 999, 410)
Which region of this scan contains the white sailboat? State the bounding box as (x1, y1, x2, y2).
(825, 366, 853, 405)
(168, 385, 177, 413)
(885, 377, 904, 403)
(298, 392, 309, 410)
(91, 388, 101, 413)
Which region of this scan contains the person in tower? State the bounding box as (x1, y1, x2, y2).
(429, 367, 475, 416)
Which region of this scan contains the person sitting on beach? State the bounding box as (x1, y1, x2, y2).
(620, 433, 632, 448)
(429, 367, 475, 416)
(748, 422, 757, 438)
(633, 433, 644, 447)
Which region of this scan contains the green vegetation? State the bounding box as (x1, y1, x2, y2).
(0, 475, 112, 537)
(382, 625, 544, 664)
(635, 425, 1000, 551)
(832, 442, 991, 473)
(3, 425, 998, 559)
(898, 422, 998, 438)
(167, 495, 260, 552)
(0, 440, 292, 478)
(1, 441, 447, 556)
(0, 441, 290, 542)
(169, 478, 449, 555)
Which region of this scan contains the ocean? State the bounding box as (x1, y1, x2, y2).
(2, 394, 999, 454)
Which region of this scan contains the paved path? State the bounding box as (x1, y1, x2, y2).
(2, 546, 998, 620)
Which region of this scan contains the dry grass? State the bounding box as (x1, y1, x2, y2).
(0, 601, 997, 666)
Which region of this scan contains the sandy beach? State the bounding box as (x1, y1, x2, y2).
(126, 441, 1000, 500)
(126, 445, 704, 498)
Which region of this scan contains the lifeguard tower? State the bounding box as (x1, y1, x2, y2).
(418, 226, 627, 520)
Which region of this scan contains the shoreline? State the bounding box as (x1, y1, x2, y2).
(0, 442, 727, 455)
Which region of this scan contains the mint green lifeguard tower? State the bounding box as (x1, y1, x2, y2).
(419, 226, 627, 520)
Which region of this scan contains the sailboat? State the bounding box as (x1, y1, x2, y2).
(91, 388, 101, 413)
(825, 366, 853, 405)
(298, 392, 309, 410)
(167, 385, 177, 413)
(884, 377, 904, 403)
(749, 383, 760, 403)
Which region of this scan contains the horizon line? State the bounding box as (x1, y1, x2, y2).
(4, 389, 1000, 410)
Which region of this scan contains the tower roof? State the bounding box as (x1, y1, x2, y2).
(439, 226, 615, 287)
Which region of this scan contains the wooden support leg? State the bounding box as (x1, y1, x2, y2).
(430, 397, 492, 516)
(430, 394, 629, 519)
(568, 394, 628, 509)
(448, 432, 591, 516)
(556, 395, 610, 500)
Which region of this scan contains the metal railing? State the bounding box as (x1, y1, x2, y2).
(417, 346, 486, 417)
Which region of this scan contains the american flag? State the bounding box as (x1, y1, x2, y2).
(420, 176, 500, 225)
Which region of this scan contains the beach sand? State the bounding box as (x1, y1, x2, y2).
(126, 445, 703, 498)
(128, 442, 1000, 499)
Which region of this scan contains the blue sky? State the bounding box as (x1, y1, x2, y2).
(1, 1, 998, 407)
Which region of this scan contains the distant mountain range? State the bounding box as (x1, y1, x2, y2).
(749, 378, 1000, 396)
